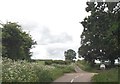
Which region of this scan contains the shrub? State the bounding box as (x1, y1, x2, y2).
(76, 60, 92, 71)
(2, 57, 54, 82)
(49, 63, 75, 80)
(2, 57, 75, 82)
(52, 63, 75, 73)
(53, 60, 65, 65)
(45, 60, 53, 65)
(76, 60, 103, 72)
(64, 60, 72, 65)
(49, 68, 63, 80)
(45, 60, 73, 65)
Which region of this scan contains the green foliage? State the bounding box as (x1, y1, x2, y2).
(52, 64, 75, 75)
(62, 65, 75, 73)
(92, 68, 118, 82)
(64, 49, 76, 61)
(49, 64, 75, 80)
(45, 60, 72, 65)
(49, 68, 63, 80)
(36, 60, 45, 65)
(118, 66, 120, 84)
(1, 22, 36, 60)
(45, 60, 53, 65)
(2, 57, 54, 82)
(76, 60, 100, 73)
(76, 60, 93, 71)
(64, 60, 72, 65)
(53, 60, 65, 65)
(53, 60, 72, 65)
(2, 57, 75, 82)
(78, 2, 120, 66)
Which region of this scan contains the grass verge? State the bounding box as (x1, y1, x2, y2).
(92, 68, 119, 83)
(75, 60, 100, 73)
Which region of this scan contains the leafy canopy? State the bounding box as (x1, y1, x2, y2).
(78, 2, 120, 66)
(1, 22, 36, 60)
(64, 49, 76, 61)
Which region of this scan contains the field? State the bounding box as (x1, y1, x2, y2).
(2, 57, 75, 82)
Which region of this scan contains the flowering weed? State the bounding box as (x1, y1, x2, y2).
(2, 57, 75, 82)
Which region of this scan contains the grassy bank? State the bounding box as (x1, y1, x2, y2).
(76, 60, 119, 83)
(2, 57, 75, 82)
(92, 68, 119, 82)
(75, 60, 100, 73)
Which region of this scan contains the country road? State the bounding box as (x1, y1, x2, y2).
(52, 65, 97, 83)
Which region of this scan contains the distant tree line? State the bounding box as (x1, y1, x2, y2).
(78, 2, 120, 66)
(1, 22, 36, 60)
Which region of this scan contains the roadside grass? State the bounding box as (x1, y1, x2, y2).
(0, 58, 1, 82)
(52, 63, 75, 73)
(75, 60, 100, 73)
(76, 60, 119, 83)
(46, 63, 75, 80)
(92, 68, 119, 83)
(119, 68, 120, 83)
(2, 57, 75, 82)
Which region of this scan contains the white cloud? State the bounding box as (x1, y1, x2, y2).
(38, 27, 73, 45)
(0, 0, 88, 60)
(31, 43, 79, 60)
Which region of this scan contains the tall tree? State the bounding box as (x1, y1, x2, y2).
(64, 49, 76, 61)
(78, 2, 120, 66)
(1, 22, 36, 60)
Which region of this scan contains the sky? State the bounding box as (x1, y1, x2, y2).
(0, 0, 89, 60)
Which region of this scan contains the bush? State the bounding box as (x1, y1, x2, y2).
(52, 64, 75, 73)
(45, 60, 53, 65)
(53, 60, 66, 65)
(45, 60, 72, 65)
(2, 57, 75, 82)
(64, 60, 72, 65)
(76, 60, 92, 71)
(49, 68, 63, 80)
(76, 60, 101, 72)
(2, 57, 54, 82)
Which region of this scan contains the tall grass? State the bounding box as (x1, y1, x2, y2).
(92, 68, 118, 82)
(76, 60, 100, 73)
(76, 60, 93, 71)
(2, 57, 75, 82)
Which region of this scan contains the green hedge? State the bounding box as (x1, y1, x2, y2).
(2, 57, 75, 82)
(45, 60, 72, 65)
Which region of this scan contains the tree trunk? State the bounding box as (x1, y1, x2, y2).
(110, 59, 115, 67)
(90, 60, 95, 67)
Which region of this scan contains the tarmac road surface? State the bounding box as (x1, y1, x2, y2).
(52, 65, 97, 84)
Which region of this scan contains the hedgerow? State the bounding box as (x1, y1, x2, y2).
(2, 57, 75, 82)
